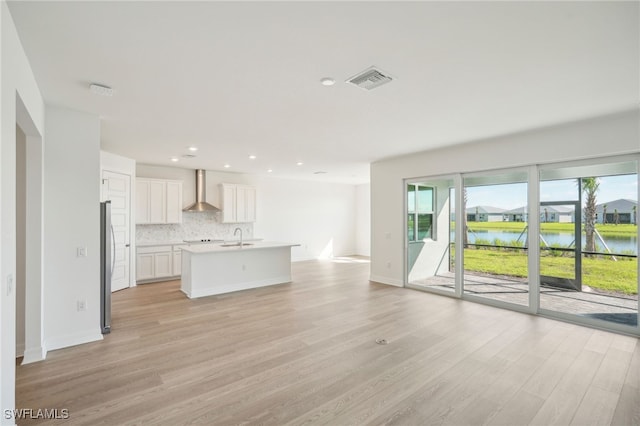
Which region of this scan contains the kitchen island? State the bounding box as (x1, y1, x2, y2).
(180, 241, 300, 298)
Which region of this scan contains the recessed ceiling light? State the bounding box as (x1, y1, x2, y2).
(188, 146, 198, 152)
(320, 77, 335, 86)
(267, 169, 273, 173)
(170, 157, 179, 162)
(296, 162, 304, 166)
(224, 164, 231, 168)
(249, 155, 257, 160)
(89, 83, 114, 96)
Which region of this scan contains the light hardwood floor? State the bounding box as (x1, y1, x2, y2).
(16, 258, 640, 425)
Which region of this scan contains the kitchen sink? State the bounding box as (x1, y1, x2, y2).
(220, 243, 254, 247)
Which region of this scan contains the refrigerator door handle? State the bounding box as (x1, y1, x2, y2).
(110, 225, 116, 275)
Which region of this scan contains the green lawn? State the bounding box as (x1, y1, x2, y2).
(462, 248, 638, 295)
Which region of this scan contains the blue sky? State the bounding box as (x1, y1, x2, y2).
(466, 174, 638, 210)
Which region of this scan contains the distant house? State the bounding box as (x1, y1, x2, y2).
(504, 206, 575, 223)
(505, 206, 527, 222)
(540, 205, 574, 223)
(595, 199, 637, 224)
(466, 206, 506, 222)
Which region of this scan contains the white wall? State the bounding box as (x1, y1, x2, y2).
(43, 106, 102, 351)
(254, 177, 356, 261)
(136, 164, 358, 261)
(370, 109, 640, 286)
(1, 2, 46, 423)
(356, 184, 370, 257)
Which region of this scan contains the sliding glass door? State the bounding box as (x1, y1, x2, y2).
(405, 156, 639, 335)
(462, 171, 529, 308)
(539, 160, 638, 330)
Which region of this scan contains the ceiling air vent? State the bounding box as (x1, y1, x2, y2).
(346, 66, 393, 90)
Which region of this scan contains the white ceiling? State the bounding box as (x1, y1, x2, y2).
(7, 1, 639, 184)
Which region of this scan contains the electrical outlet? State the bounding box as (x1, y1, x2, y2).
(386, 262, 391, 269)
(6, 275, 13, 296)
(241, 264, 246, 271)
(77, 247, 87, 257)
(77, 300, 87, 311)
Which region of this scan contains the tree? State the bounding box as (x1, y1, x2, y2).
(543, 207, 548, 223)
(602, 204, 607, 224)
(582, 177, 599, 254)
(614, 208, 619, 225)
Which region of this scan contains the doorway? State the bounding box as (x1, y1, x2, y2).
(101, 170, 132, 292)
(539, 201, 581, 292)
(15, 95, 45, 364)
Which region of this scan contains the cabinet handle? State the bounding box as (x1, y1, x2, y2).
(125, 244, 130, 247)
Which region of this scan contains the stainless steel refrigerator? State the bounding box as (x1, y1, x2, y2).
(100, 201, 112, 334)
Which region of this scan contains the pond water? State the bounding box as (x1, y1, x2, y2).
(455, 229, 638, 255)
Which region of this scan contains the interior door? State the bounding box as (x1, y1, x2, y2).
(102, 170, 131, 292)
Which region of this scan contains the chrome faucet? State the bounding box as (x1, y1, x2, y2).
(234, 227, 243, 246)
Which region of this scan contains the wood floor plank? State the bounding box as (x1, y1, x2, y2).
(570, 387, 619, 426)
(528, 349, 603, 426)
(13, 258, 639, 426)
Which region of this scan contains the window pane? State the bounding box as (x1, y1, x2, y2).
(407, 185, 416, 213)
(463, 176, 529, 308)
(417, 186, 433, 212)
(407, 214, 415, 241)
(540, 178, 579, 202)
(417, 214, 433, 239)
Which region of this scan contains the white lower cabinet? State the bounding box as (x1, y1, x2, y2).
(137, 253, 155, 281)
(154, 252, 172, 277)
(137, 244, 183, 283)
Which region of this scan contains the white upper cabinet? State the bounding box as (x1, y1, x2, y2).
(165, 181, 183, 223)
(221, 184, 237, 223)
(220, 183, 256, 223)
(136, 178, 183, 224)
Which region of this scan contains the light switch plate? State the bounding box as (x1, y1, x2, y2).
(77, 247, 87, 257)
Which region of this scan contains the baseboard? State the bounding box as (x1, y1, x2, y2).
(369, 274, 404, 287)
(45, 329, 103, 352)
(21, 345, 46, 364)
(16, 342, 25, 358)
(292, 255, 316, 262)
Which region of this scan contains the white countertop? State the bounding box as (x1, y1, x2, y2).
(181, 241, 299, 254)
(137, 238, 263, 248)
(137, 240, 186, 247)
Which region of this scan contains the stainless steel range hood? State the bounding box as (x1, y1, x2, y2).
(183, 169, 221, 212)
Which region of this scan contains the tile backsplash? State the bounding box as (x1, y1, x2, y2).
(136, 211, 253, 243)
